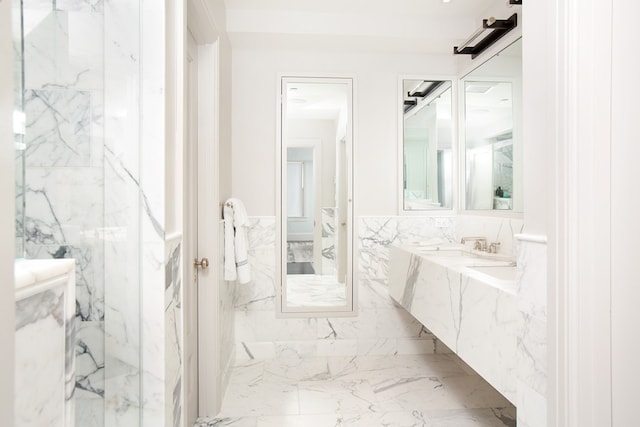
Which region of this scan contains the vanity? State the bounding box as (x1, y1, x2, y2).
(388, 243, 518, 404)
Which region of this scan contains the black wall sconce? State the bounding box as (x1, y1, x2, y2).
(453, 13, 518, 59)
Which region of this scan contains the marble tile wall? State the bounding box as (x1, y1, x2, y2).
(139, 0, 169, 424)
(220, 221, 237, 394)
(16, 289, 67, 426)
(165, 239, 183, 427)
(456, 215, 524, 256)
(103, 0, 142, 425)
(20, 1, 106, 425)
(515, 237, 547, 427)
(15, 259, 76, 427)
(21, 2, 180, 426)
(321, 207, 336, 275)
(235, 217, 442, 361)
(235, 214, 524, 362)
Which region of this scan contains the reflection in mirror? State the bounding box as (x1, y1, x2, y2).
(280, 78, 353, 313)
(463, 38, 522, 211)
(402, 80, 453, 210)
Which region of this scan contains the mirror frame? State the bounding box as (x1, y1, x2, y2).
(398, 75, 458, 215)
(457, 35, 524, 218)
(276, 74, 357, 318)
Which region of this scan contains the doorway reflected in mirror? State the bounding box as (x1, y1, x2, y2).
(280, 77, 353, 313)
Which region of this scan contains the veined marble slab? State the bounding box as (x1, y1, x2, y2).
(15, 258, 76, 427)
(388, 245, 518, 404)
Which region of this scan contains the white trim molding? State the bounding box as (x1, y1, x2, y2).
(0, 0, 15, 421)
(514, 233, 547, 244)
(547, 0, 613, 426)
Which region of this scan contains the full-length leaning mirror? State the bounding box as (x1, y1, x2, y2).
(462, 38, 522, 212)
(400, 79, 454, 211)
(278, 77, 354, 314)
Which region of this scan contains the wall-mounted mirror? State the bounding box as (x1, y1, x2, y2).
(400, 79, 454, 211)
(278, 77, 353, 315)
(462, 38, 522, 212)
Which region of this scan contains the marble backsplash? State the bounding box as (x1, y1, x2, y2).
(515, 236, 548, 427)
(235, 214, 523, 361)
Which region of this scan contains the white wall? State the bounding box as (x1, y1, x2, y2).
(611, 0, 640, 424)
(522, 4, 547, 236)
(232, 48, 456, 216)
(0, 0, 15, 423)
(219, 36, 233, 200)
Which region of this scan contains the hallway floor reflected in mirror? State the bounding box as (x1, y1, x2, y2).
(286, 274, 346, 307)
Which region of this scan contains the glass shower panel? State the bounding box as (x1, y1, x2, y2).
(13, 0, 144, 425)
(12, 0, 25, 258)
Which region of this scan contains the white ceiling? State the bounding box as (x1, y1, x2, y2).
(224, 0, 508, 54)
(225, 0, 497, 17)
(285, 82, 348, 121)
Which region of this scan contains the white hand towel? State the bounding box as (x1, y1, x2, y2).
(223, 205, 237, 281)
(222, 198, 252, 284)
(228, 198, 251, 284)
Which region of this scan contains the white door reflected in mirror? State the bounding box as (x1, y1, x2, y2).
(279, 77, 354, 314)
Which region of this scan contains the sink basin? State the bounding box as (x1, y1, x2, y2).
(416, 248, 467, 256)
(468, 265, 517, 281)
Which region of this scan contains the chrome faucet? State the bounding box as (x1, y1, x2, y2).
(460, 237, 487, 252)
(488, 242, 501, 254)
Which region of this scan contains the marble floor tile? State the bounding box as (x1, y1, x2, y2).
(425, 408, 516, 427)
(340, 411, 430, 426)
(218, 382, 300, 418)
(257, 414, 341, 427)
(228, 360, 265, 385)
(263, 357, 331, 383)
(373, 374, 511, 413)
(327, 355, 400, 383)
(196, 417, 257, 427)
(197, 354, 515, 427)
(298, 379, 379, 414)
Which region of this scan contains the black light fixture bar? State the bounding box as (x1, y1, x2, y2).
(454, 13, 518, 59)
(404, 99, 417, 114)
(509, 0, 522, 5)
(408, 80, 445, 99)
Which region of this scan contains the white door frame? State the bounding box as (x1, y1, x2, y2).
(187, 0, 221, 417)
(183, 30, 200, 426)
(542, 0, 614, 426)
(0, 0, 16, 421)
(195, 39, 221, 416)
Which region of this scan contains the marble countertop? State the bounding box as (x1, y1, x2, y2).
(14, 259, 75, 299)
(398, 244, 518, 294)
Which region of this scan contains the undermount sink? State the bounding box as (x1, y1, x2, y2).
(416, 247, 467, 256)
(468, 265, 517, 281)
(409, 242, 516, 263)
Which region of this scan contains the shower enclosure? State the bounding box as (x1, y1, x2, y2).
(11, 1, 173, 425)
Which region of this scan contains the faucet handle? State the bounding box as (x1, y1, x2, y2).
(488, 242, 501, 253)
